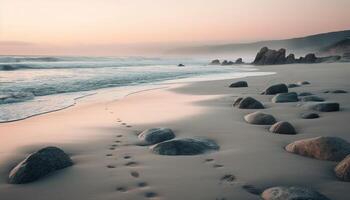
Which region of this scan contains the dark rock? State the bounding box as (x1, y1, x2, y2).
(310, 102, 340, 112)
(272, 92, 298, 103)
(300, 96, 325, 102)
(285, 136, 350, 161)
(233, 97, 264, 109)
(335, 155, 350, 182)
(261, 186, 330, 200)
(138, 128, 175, 145)
(244, 111, 276, 125)
(178, 64, 185, 67)
(253, 47, 286, 65)
(331, 90, 347, 93)
(235, 58, 244, 64)
(262, 84, 288, 95)
(229, 81, 248, 88)
(151, 138, 219, 156)
(285, 54, 296, 64)
(300, 53, 317, 63)
(221, 60, 234, 65)
(233, 97, 243, 107)
(298, 92, 313, 96)
(210, 59, 220, 65)
(301, 113, 320, 119)
(297, 81, 310, 85)
(287, 83, 299, 88)
(8, 147, 73, 184)
(269, 121, 296, 135)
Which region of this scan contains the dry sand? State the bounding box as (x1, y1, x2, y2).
(0, 63, 349, 200)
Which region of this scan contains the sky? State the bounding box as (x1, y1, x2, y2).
(0, 0, 350, 55)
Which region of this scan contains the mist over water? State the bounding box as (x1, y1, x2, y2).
(0, 56, 272, 122)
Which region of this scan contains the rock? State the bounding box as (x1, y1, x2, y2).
(210, 59, 220, 65)
(287, 83, 299, 88)
(297, 81, 310, 85)
(335, 155, 350, 181)
(286, 54, 296, 64)
(298, 92, 313, 96)
(221, 60, 234, 65)
(151, 138, 219, 156)
(300, 96, 325, 102)
(310, 102, 340, 112)
(269, 121, 296, 135)
(253, 47, 286, 65)
(261, 186, 330, 200)
(272, 92, 298, 103)
(300, 53, 317, 63)
(8, 147, 73, 184)
(233, 97, 243, 107)
(244, 111, 276, 125)
(328, 90, 347, 94)
(229, 81, 248, 88)
(235, 58, 244, 64)
(285, 136, 350, 161)
(178, 64, 185, 67)
(138, 128, 175, 145)
(233, 97, 264, 109)
(261, 83, 288, 95)
(301, 113, 320, 119)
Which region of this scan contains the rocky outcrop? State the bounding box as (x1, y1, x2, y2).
(138, 128, 175, 145)
(229, 81, 248, 88)
(151, 138, 219, 155)
(269, 121, 296, 135)
(261, 186, 330, 200)
(272, 92, 298, 103)
(235, 58, 244, 64)
(233, 97, 264, 109)
(244, 112, 276, 125)
(261, 84, 288, 95)
(285, 136, 350, 161)
(9, 147, 73, 184)
(210, 59, 220, 65)
(209, 58, 245, 65)
(335, 155, 350, 182)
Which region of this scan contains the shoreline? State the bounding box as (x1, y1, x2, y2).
(0, 63, 349, 200)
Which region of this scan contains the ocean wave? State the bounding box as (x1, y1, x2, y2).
(0, 92, 34, 104)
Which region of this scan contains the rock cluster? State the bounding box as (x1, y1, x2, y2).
(209, 58, 245, 65)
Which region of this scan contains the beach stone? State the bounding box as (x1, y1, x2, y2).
(269, 121, 296, 135)
(300, 95, 325, 102)
(9, 147, 73, 184)
(233, 97, 264, 109)
(138, 128, 175, 145)
(298, 92, 313, 96)
(151, 138, 219, 156)
(324, 89, 347, 94)
(301, 113, 320, 119)
(334, 155, 350, 181)
(285, 136, 350, 161)
(261, 84, 288, 95)
(272, 92, 298, 103)
(310, 102, 340, 112)
(261, 186, 330, 200)
(244, 111, 276, 125)
(229, 81, 248, 88)
(287, 83, 299, 88)
(297, 81, 311, 85)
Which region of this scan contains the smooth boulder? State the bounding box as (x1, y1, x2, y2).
(229, 81, 248, 88)
(269, 121, 296, 135)
(261, 186, 330, 200)
(261, 84, 288, 95)
(138, 128, 175, 145)
(301, 113, 320, 119)
(300, 96, 325, 102)
(9, 147, 73, 184)
(310, 102, 340, 112)
(151, 138, 219, 156)
(244, 112, 276, 125)
(233, 97, 264, 109)
(335, 155, 350, 182)
(285, 136, 350, 161)
(272, 92, 298, 103)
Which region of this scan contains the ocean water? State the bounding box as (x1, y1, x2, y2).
(0, 56, 273, 122)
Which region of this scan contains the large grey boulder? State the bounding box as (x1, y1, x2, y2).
(229, 81, 248, 88)
(335, 155, 350, 182)
(300, 96, 325, 102)
(151, 138, 219, 156)
(310, 102, 340, 112)
(138, 128, 175, 145)
(233, 97, 264, 109)
(269, 121, 296, 135)
(244, 112, 276, 125)
(9, 147, 73, 184)
(285, 136, 350, 161)
(261, 186, 330, 200)
(253, 47, 286, 65)
(261, 84, 288, 95)
(272, 92, 298, 103)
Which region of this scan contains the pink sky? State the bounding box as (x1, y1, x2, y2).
(0, 0, 350, 55)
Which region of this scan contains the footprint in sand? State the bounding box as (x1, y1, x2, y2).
(107, 164, 116, 169)
(125, 161, 139, 167)
(116, 134, 123, 138)
(213, 164, 224, 168)
(124, 155, 132, 159)
(126, 125, 132, 128)
(106, 153, 113, 157)
(109, 147, 116, 150)
(137, 182, 148, 188)
(116, 186, 128, 192)
(220, 174, 236, 184)
(122, 123, 127, 125)
(115, 140, 122, 143)
(144, 191, 158, 198)
(130, 171, 140, 178)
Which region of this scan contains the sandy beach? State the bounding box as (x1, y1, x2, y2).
(0, 63, 349, 200)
